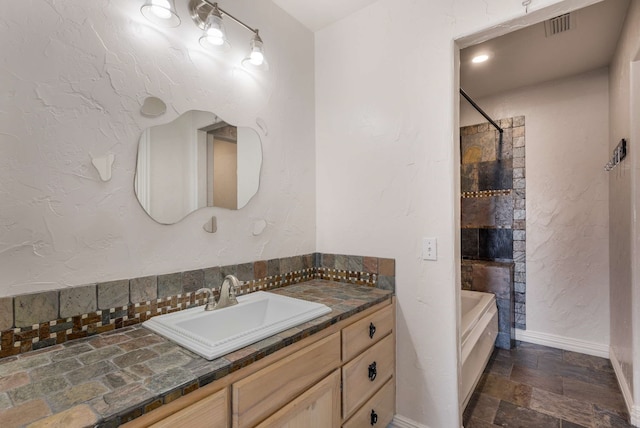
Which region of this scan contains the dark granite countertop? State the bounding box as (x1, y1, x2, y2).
(0, 280, 392, 427)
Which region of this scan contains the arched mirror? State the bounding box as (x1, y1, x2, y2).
(135, 110, 262, 224)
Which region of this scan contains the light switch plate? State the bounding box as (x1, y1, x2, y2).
(422, 237, 437, 261)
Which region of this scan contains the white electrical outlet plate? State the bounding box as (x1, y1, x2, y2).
(422, 237, 437, 261)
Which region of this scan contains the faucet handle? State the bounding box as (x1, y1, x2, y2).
(196, 288, 217, 311)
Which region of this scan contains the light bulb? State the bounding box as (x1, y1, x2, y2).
(199, 8, 230, 51)
(242, 32, 267, 69)
(250, 50, 264, 66)
(141, 0, 180, 27)
(150, 0, 171, 19)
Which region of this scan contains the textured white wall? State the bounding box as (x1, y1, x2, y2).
(315, 0, 600, 426)
(608, 0, 640, 415)
(0, 0, 316, 297)
(461, 68, 610, 348)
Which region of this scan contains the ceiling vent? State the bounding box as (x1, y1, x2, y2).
(544, 13, 574, 37)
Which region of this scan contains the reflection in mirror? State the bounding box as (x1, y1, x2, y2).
(134, 110, 262, 224)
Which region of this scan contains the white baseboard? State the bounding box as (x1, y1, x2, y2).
(610, 349, 640, 426)
(389, 414, 430, 428)
(515, 328, 609, 358)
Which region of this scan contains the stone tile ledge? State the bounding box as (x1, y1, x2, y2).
(0, 280, 393, 427)
(1, 253, 396, 358)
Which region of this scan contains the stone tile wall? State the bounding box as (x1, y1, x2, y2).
(461, 116, 526, 346)
(462, 260, 514, 349)
(0, 253, 395, 358)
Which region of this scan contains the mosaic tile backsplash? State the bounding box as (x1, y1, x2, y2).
(0, 253, 395, 358)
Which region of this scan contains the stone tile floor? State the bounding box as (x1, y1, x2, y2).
(464, 342, 632, 428)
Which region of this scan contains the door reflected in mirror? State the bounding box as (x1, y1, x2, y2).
(135, 110, 262, 224)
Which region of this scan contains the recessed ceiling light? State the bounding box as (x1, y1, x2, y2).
(472, 54, 489, 63)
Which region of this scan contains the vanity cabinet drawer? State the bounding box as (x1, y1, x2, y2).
(342, 333, 394, 419)
(232, 332, 341, 428)
(342, 303, 393, 361)
(148, 387, 228, 428)
(342, 377, 394, 428)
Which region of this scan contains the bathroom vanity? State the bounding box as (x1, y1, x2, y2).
(125, 293, 395, 428)
(0, 281, 394, 427)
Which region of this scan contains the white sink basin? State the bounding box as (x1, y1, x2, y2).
(142, 291, 332, 360)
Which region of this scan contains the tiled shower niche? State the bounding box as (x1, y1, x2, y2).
(460, 116, 526, 349)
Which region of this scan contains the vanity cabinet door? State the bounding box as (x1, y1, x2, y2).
(148, 387, 228, 428)
(255, 369, 341, 428)
(342, 303, 393, 362)
(232, 332, 341, 428)
(342, 333, 394, 419)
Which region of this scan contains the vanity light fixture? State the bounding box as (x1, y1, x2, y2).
(141, 0, 268, 70)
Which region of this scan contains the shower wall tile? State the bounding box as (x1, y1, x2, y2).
(462, 264, 473, 290)
(462, 132, 497, 164)
(479, 229, 513, 260)
(513, 126, 525, 138)
(461, 229, 479, 259)
(498, 128, 513, 159)
(514, 251, 525, 263)
(471, 262, 513, 300)
(461, 164, 479, 192)
(514, 136, 525, 148)
(498, 118, 513, 129)
(513, 116, 525, 127)
(514, 168, 525, 179)
(495, 196, 514, 227)
(477, 123, 489, 132)
(461, 198, 496, 228)
(460, 115, 526, 330)
(478, 159, 513, 191)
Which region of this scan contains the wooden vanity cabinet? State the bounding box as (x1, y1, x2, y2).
(232, 333, 341, 427)
(148, 387, 229, 428)
(124, 298, 395, 428)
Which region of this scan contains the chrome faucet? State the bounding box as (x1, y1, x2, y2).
(196, 275, 240, 311)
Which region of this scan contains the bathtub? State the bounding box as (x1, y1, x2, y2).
(460, 289, 498, 411)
